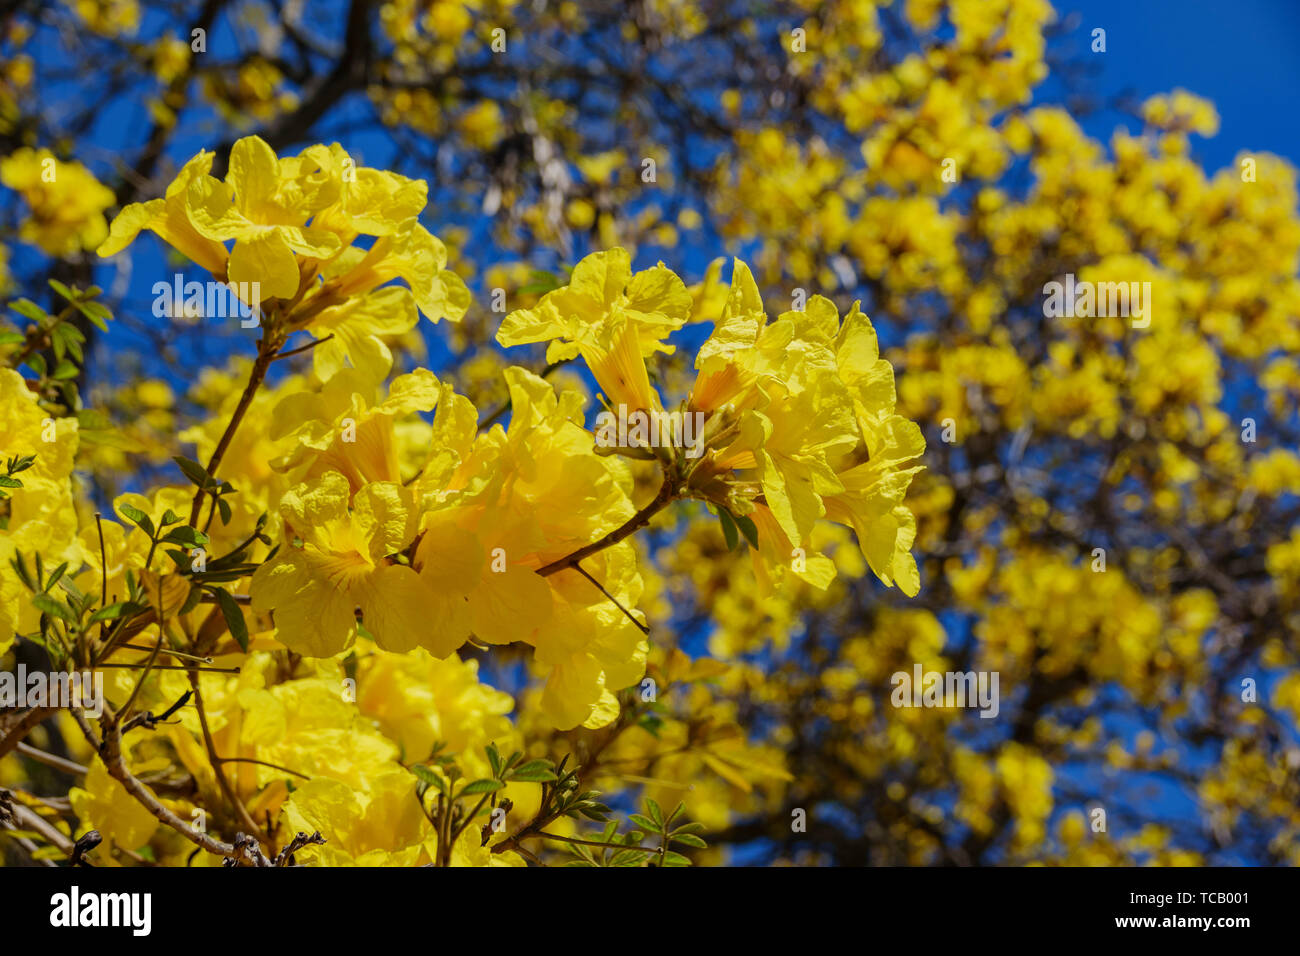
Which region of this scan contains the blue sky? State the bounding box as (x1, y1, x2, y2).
(1058, 0, 1300, 170)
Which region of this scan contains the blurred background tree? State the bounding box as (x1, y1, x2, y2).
(2, 0, 1299, 864)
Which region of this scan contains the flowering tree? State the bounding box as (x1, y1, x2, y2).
(1, 0, 1298, 867)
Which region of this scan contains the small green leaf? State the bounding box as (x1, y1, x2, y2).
(644, 798, 665, 827)
(10, 298, 47, 322)
(509, 759, 558, 782)
(74, 299, 112, 331)
(51, 358, 79, 380)
(87, 601, 146, 624)
(732, 513, 760, 550)
(43, 562, 67, 591)
(459, 778, 505, 796)
(717, 508, 739, 550)
(671, 832, 707, 848)
(31, 593, 75, 623)
(48, 279, 76, 302)
(210, 587, 248, 652)
(173, 456, 215, 490)
(162, 526, 209, 548)
(117, 504, 155, 537)
(411, 764, 446, 794)
(629, 814, 658, 832)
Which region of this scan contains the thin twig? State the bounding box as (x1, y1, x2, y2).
(537, 477, 675, 576)
(15, 743, 87, 776)
(571, 562, 649, 634)
(273, 333, 333, 361)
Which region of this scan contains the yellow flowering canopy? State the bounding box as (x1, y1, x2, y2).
(1, 0, 1298, 876)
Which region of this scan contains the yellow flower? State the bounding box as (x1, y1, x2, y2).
(0, 369, 79, 654)
(271, 368, 441, 495)
(97, 149, 230, 276)
(281, 771, 432, 866)
(411, 367, 650, 729)
(685, 263, 926, 595)
(96, 135, 469, 384)
(355, 643, 515, 775)
(184, 135, 343, 299)
(69, 758, 158, 855)
(497, 247, 692, 412)
(251, 471, 434, 656)
(1, 149, 114, 256)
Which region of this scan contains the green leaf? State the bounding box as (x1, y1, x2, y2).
(0, 476, 22, 489)
(660, 850, 692, 867)
(671, 832, 707, 848)
(509, 759, 558, 782)
(732, 513, 760, 550)
(0, 330, 25, 346)
(31, 593, 75, 623)
(87, 601, 146, 624)
(10, 298, 47, 323)
(644, 798, 664, 827)
(51, 358, 79, 380)
(74, 299, 112, 331)
(217, 498, 232, 525)
(178, 585, 203, 617)
(161, 526, 209, 548)
(173, 456, 215, 490)
(43, 562, 67, 591)
(9, 553, 34, 590)
(459, 778, 505, 796)
(209, 587, 248, 652)
(74, 409, 112, 430)
(117, 504, 155, 537)
(410, 764, 446, 794)
(48, 279, 76, 302)
(518, 270, 561, 295)
(628, 813, 659, 832)
(717, 508, 739, 550)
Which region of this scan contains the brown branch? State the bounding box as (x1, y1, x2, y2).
(188, 336, 278, 526)
(536, 477, 676, 577)
(94, 716, 247, 863)
(0, 706, 60, 761)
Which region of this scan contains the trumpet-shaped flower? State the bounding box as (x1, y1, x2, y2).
(250, 471, 434, 656)
(497, 248, 691, 412)
(271, 367, 441, 495)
